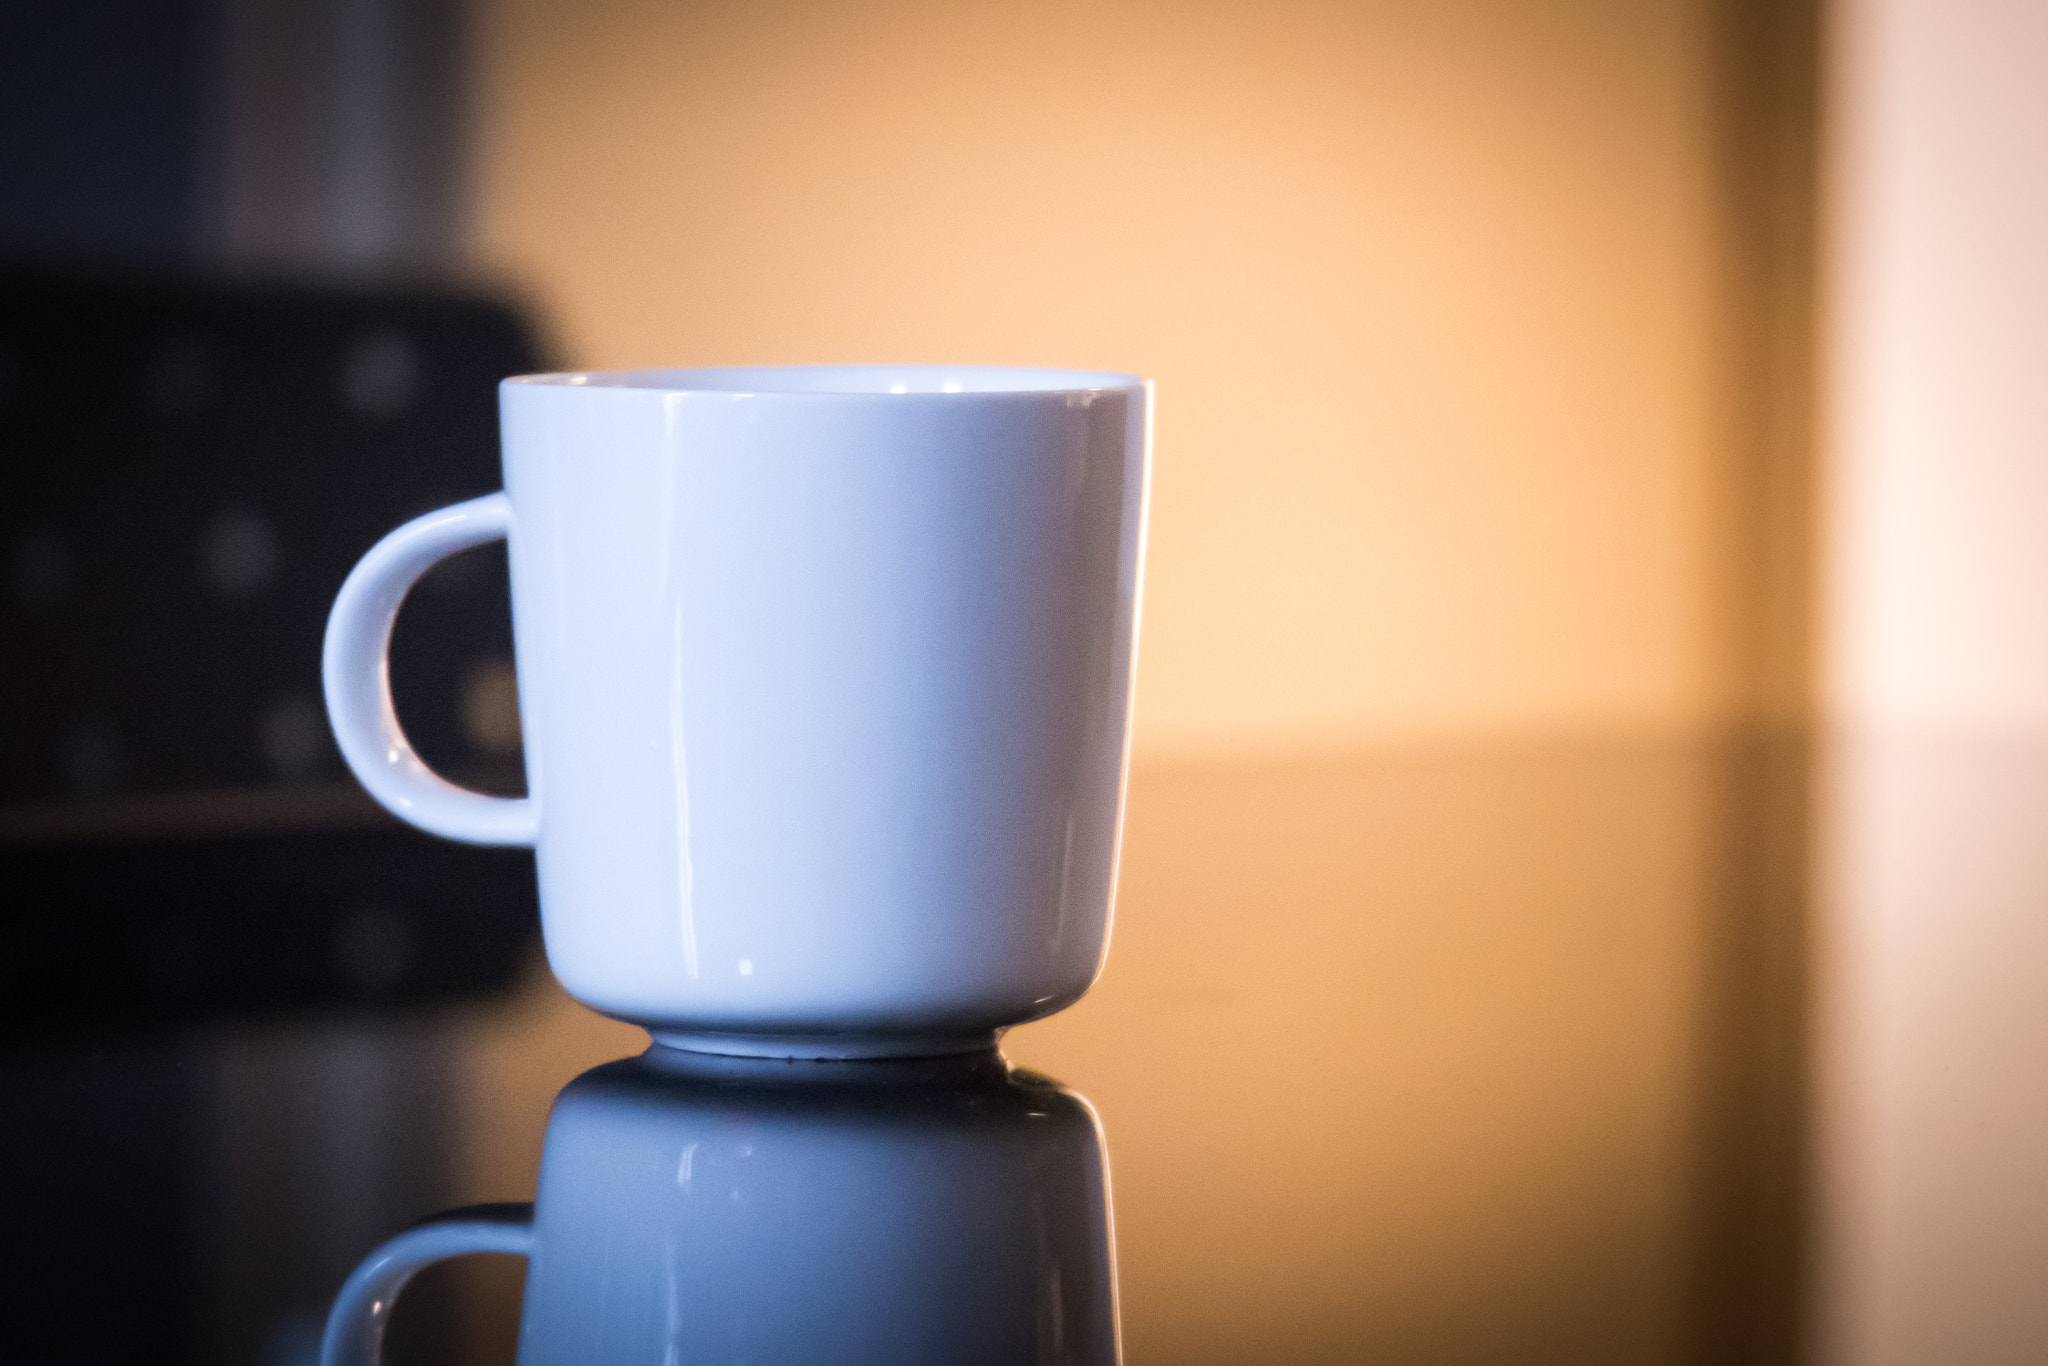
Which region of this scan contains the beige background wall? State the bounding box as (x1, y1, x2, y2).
(455, 3, 1811, 1362)
(471, 0, 1733, 756)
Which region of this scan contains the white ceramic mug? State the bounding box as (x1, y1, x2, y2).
(319, 1051, 1119, 1366)
(324, 367, 1151, 1056)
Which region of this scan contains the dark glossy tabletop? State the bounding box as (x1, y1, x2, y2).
(2, 739, 1805, 1366)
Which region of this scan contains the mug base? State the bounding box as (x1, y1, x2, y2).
(646, 1026, 1002, 1060)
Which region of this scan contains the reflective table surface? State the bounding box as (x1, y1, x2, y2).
(2, 740, 1807, 1365)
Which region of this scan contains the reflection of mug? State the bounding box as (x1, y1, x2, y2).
(324, 367, 1151, 1058)
(321, 1051, 1119, 1366)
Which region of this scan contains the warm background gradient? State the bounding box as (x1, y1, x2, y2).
(441, 2, 1817, 1363)
(470, 0, 1793, 752)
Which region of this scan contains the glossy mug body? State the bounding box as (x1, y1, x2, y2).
(323, 367, 1152, 1056)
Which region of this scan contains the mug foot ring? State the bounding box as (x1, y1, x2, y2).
(647, 1027, 1001, 1060)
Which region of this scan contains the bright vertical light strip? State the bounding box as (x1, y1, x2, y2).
(671, 601, 697, 979)
(1818, 2, 2048, 1362)
(661, 393, 698, 978)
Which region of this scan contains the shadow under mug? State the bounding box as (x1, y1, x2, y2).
(323, 367, 1152, 1058)
(320, 1050, 1119, 1366)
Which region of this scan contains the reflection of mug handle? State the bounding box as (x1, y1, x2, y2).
(322, 493, 538, 846)
(319, 1202, 535, 1366)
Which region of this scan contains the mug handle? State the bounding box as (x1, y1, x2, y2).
(322, 493, 538, 846)
(320, 1203, 535, 1366)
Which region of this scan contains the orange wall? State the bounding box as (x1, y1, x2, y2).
(458, 13, 1799, 1357)
(471, 0, 1730, 756)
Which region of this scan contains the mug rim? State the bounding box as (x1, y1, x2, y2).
(504, 365, 1145, 397)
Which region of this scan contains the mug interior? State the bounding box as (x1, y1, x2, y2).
(505, 365, 1141, 395)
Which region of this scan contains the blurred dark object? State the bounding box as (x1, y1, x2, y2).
(2, 8, 523, 1364)
(0, 271, 544, 1036)
(0, 0, 208, 266)
(1, 0, 469, 277)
